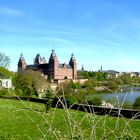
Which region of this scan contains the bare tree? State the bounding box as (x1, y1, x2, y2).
(0, 52, 11, 68)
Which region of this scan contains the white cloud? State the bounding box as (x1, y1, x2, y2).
(0, 7, 24, 16)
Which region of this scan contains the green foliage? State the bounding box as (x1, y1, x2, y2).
(105, 79, 119, 91)
(95, 72, 107, 81)
(44, 91, 53, 112)
(14, 70, 49, 96)
(74, 90, 87, 104)
(0, 89, 10, 97)
(132, 76, 140, 85)
(119, 73, 132, 85)
(133, 96, 140, 109)
(0, 133, 13, 140)
(69, 81, 81, 89)
(65, 96, 77, 106)
(57, 81, 80, 96)
(78, 71, 107, 81)
(122, 102, 133, 109)
(87, 96, 102, 106)
(14, 73, 35, 96)
(0, 52, 11, 69)
(1, 99, 139, 139)
(0, 66, 14, 78)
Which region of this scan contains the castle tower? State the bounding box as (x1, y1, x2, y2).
(17, 54, 27, 72)
(81, 65, 84, 71)
(34, 54, 46, 64)
(69, 53, 77, 79)
(34, 54, 42, 64)
(48, 49, 59, 79)
(100, 65, 103, 72)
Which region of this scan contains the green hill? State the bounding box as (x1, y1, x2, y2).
(0, 99, 140, 140)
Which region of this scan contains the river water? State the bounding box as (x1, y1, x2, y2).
(94, 86, 140, 104)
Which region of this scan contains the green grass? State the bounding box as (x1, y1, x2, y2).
(0, 99, 140, 140)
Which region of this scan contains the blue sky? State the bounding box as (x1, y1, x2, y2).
(1, 0, 140, 72)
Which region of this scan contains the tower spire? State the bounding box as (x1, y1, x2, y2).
(100, 65, 103, 72)
(18, 53, 27, 72)
(69, 53, 77, 79)
(82, 65, 84, 71)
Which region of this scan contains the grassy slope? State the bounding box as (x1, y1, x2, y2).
(0, 99, 140, 140)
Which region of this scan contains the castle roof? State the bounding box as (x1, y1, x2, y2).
(59, 64, 72, 69)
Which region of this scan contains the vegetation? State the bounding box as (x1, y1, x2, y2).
(0, 63, 140, 109)
(0, 89, 12, 97)
(0, 99, 140, 140)
(0, 52, 140, 139)
(0, 66, 15, 79)
(0, 52, 140, 109)
(133, 97, 140, 110)
(78, 71, 140, 88)
(0, 52, 11, 69)
(14, 70, 50, 97)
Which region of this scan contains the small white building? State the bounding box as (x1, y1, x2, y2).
(0, 78, 12, 89)
(101, 100, 114, 109)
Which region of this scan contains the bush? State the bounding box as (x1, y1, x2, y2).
(65, 96, 77, 106)
(133, 96, 140, 109)
(52, 95, 77, 108)
(75, 89, 87, 104)
(0, 89, 10, 97)
(87, 96, 102, 106)
(44, 91, 53, 112)
(122, 102, 133, 109)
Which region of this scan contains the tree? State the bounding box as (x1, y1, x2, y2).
(95, 72, 107, 81)
(119, 73, 132, 85)
(14, 70, 50, 96)
(0, 66, 13, 78)
(133, 97, 140, 109)
(14, 73, 34, 96)
(0, 52, 11, 69)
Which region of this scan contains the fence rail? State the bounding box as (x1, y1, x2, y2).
(1, 96, 140, 119)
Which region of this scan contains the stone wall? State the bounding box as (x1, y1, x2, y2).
(54, 68, 73, 80)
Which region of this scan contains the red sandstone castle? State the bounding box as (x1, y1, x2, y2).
(18, 49, 77, 80)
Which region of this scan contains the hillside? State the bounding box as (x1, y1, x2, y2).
(0, 99, 140, 140)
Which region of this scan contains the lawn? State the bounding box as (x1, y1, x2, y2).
(0, 98, 140, 140)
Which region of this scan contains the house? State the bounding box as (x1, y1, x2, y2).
(0, 78, 12, 89)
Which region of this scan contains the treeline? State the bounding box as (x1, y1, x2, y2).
(0, 66, 51, 97)
(1, 51, 140, 110)
(78, 71, 140, 87)
(1, 66, 140, 110)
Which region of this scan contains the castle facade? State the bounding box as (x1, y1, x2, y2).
(18, 50, 77, 80)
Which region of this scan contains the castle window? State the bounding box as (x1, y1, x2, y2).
(64, 76, 67, 79)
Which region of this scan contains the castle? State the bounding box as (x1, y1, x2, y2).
(18, 49, 77, 81)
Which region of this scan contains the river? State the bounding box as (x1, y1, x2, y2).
(93, 86, 140, 104)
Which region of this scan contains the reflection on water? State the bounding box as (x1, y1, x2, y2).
(94, 86, 140, 104)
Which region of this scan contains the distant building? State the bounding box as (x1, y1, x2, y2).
(101, 100, 114, 108)
(130, 72, 140, 78)
(81, 65, 84, 71)
(0, 78, 12, 89)
(18, 49, 77, 81)
(103, 70, 120, 78)
(98, 65, 103, 72)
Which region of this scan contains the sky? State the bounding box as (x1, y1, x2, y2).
(1, 0, 140, 72)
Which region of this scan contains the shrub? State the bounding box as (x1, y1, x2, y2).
(44, 91, 53, 112)
(74, 90, 87, 104)
(122, 102, 133, 109)
(87, 96, 102, 106)
(133, 96, 140, 109)
(0, 89, 10, 97)
(65, 96, 77, 106)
